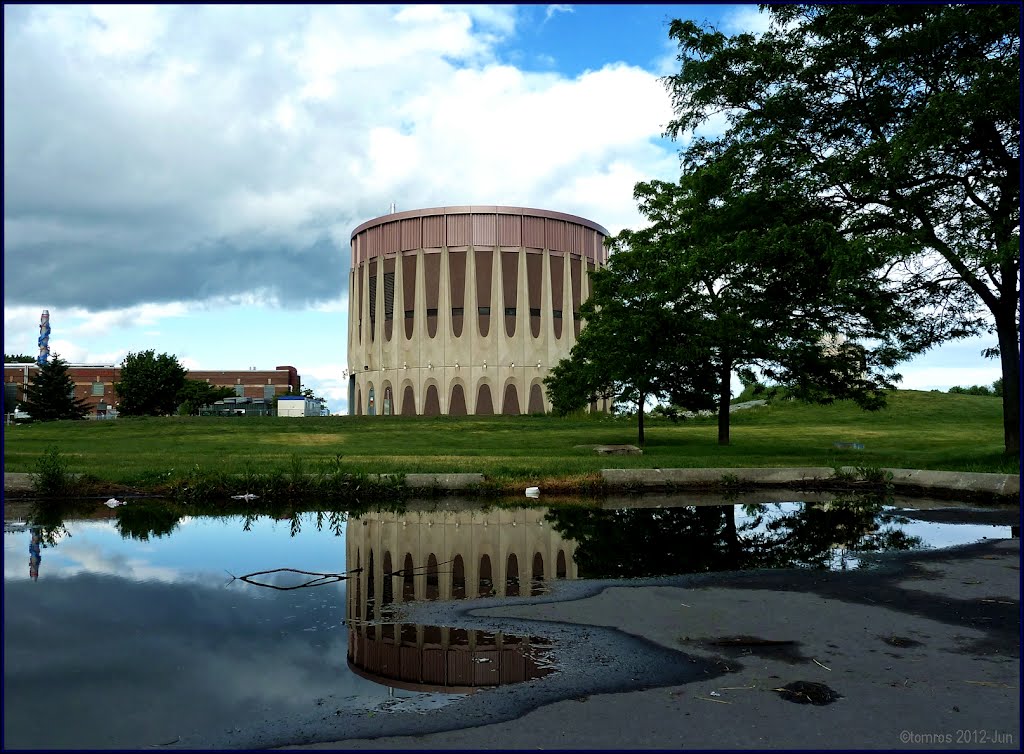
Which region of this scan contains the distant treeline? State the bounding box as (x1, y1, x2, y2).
(946, 379, 1002, 397)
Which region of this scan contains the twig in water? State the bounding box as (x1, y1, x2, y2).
(237, 567, 362, 591)
(813, 658, 832, 671)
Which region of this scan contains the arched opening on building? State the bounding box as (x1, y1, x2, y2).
(476, 384, 494, 415)
(423, 384, 441, 416)
(448, 250, 466, 338)
(527, 252, 542, 339)
(502, 383, 521, 415)
(401, 385, 416, 416)
(426, 553, 439, 600)
(382, 385, 393, 416)
(367, 386, 376, 416)
(531, 552, 544, 596)
(355, 548, 362, 618)
(550, 254, 564, 340)
(556, 550, 567, 578)
(402, 553, 415, 601)
(423, 624, 443, 647)
(403, 255, 417, 341)
(452, 554, 466, 599)
(478, 554, 493, 597)
(570, 257, 582, 338)
(383, 260, 396, 342)
(502, 250, 519, 338)
(366, 549, 375, 621)
(425, 253, 441, 339)
(382, 551, 394, 607)
(355, 386, 363, 416)
(476, 249, 492, 338)
(528, 383, 544, 414)
(506, 553, 520, 596)
(449, 383, 467, 415)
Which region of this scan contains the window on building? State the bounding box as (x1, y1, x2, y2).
(235, 385, 244, 397)
(426, 308, 438, 317)
(504, 307, 516, 316)
(91, 382, 105, 396)
(478, 306, 490, 315)
(552, 309, 562, 319)
(451, 307, 464, 317)
(405, 309, 414, 319)
(263, 385, 275, 401)
(529, 308, 541, 317)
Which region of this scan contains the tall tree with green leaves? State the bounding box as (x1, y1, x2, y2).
(663, 4, 1020, 454)
(544, 240, 718, 446)
(114, 350, 188, 417)
(614, 148, 910, 445)
(4, 354, 37, 363)
(20, 356, 90, 420)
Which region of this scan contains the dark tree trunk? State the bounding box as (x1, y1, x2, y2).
(637, 394, 645, 447)
(995, 305, 1020, 456)
(723, 504, 741, 570)
(717, 358, 732, 446)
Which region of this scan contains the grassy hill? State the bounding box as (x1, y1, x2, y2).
(3, 390, 1015, 490)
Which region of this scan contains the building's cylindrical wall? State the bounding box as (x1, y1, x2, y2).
(347, 206, 609, 416)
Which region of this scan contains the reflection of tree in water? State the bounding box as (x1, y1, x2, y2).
(738, 498, 923, 571)
(115, 502, 182, 541)
(26, 501, 84, 546)
(26, 498, 401, 544)
(545, 494, 922, 579)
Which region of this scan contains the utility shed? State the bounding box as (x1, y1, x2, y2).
(278, 396, 317, 417)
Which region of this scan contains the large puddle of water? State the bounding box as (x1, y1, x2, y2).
(3, 496, 1016, 749)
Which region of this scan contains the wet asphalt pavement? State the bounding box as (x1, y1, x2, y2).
(282, 535, 1020, 751)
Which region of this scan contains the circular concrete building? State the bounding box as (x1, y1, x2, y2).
(347, 206, 609, 416)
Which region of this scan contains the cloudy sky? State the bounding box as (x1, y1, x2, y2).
(3, 4, 999, 414)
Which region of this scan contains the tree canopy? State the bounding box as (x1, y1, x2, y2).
(176, 379, 234, 416)
(19, 356, 90, 421)
(114, 350, 188, 417)
(543, 239, 718, 445)
(663, 4, 1020, 453)
(619, 153, 910, 445)
(5, 354, 37, 363)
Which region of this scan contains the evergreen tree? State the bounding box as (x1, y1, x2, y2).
(20, 356, 90, 420)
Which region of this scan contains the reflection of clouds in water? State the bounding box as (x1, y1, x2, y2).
(5, 570, 400, 747)
(42, 540, 192, 584)
(894, 520, 1012, 549)
(3, 522, 198, 584)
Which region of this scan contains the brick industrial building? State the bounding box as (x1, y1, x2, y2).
(3, 363, 301, 419)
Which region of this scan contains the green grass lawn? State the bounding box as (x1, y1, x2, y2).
(2, 390, 1017, 487)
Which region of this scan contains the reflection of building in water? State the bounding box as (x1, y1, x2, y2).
(346, 506, 578, 620)
(345, 505, 576, 692)
(348, 623, 556, 693)
(28, 527, 42, 581)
